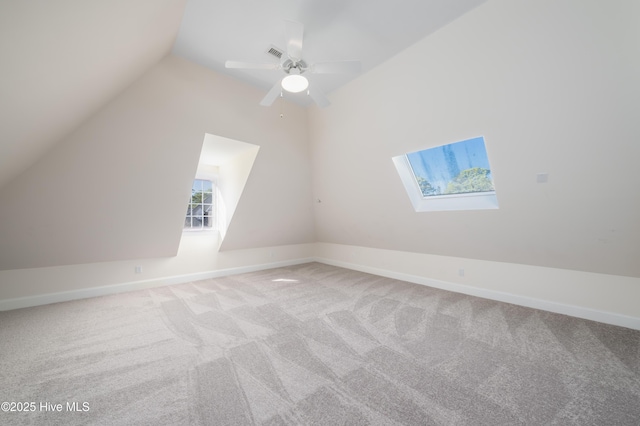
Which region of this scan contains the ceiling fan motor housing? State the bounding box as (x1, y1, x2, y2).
(282, 58, 307, 75)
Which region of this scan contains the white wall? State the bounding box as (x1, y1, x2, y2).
(0, 54, 317, 304)
(0, 55, 316, 271)
(219, 97, 316, 251)
(308, 0, 640, 278)
(315, 243, 640, 329)
(3, 241, 639, 330)
(0, 241, 316, 309)
(217, 145, 260, 243)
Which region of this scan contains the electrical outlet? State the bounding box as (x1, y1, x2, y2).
(458, 268, 465, 277)
(135, 265, 142, 274)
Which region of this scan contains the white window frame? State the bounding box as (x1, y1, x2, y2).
(184, 177, 218, 232)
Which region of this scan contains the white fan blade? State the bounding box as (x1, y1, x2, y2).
(285, 20, 304, 60)
(308, 87, 330, 108)
(311, 60, 361, 74)
(225, 60, 280, 70)
(260, 80, 283, 106)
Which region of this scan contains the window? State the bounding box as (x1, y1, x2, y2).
(392, 136, 498, 212)
(184, 179, 215, 230)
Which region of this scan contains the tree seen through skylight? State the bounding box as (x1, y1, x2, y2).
(406, 136, 494, 197)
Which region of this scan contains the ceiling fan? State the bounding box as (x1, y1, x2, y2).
(225, 20, 361, 108)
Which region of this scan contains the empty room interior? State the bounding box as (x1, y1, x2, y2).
(1, 0, 639, 424)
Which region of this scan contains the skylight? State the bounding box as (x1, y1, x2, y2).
(393, 136, 499, 212)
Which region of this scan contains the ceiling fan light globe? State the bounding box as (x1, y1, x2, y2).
(281, 75, 309, 93)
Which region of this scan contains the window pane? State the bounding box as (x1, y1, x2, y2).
(192, 216, 203, 228)
(202, 180, 213, 192)
(203, 193, 213, 204)
(184, 217, 192, 228)
(192, 204, 203, 216)
(406, 136, 494, 197)
(193, 193, 204, 204)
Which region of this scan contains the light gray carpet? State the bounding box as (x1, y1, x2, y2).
(1, 262, 639, 425)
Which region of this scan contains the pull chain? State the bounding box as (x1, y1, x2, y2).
(279, 90, 284, 118)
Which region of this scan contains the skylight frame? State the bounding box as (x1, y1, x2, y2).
(392, 136, 499, 212)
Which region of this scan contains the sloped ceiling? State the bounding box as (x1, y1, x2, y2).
(0, 0, 488, 190)
(172, 0, 487, 105)
(0, 0, 188, 189)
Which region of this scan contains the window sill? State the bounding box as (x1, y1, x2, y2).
(182, 229, 219, 235)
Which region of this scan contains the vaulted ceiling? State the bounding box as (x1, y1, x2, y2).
(0, 0, 188, 189)
(0, 0, 486, 189)
(172, 0, 487, 105)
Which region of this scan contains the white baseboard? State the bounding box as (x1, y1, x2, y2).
(0, 257, 315, 311)
(314, 257, 640, 331)
(3, 255, 639, 331)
